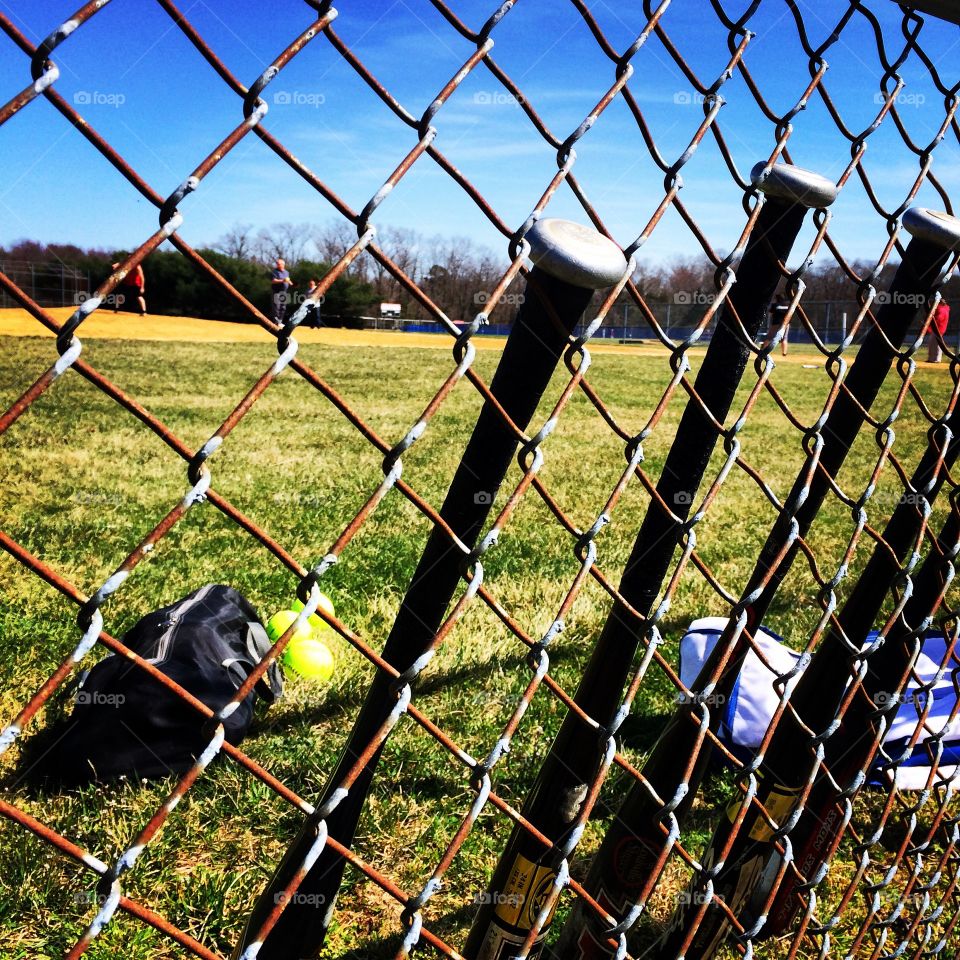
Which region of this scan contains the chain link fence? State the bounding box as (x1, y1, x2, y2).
(0, 260, 90, 310)
(1, 1, 960, 959)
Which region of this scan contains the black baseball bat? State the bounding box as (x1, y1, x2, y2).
(561, 206, 959, 959)
(232, 219, 627, 960)
(764, 503, 960, 940)
(465, 162, 837, 960)
(669, 497, 960, 956)
(695, 221, 960, 948)
(656, 206, 960, 959)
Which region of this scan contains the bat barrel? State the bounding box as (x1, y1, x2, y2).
(526, 217, 631, 289)
(902, 205, 960, 249)
(233, 220, 626, 960)
(467, 163, 835, 960)
(750, 159, 838, 209)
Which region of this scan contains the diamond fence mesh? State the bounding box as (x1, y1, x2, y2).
(2, 1, 960, 959)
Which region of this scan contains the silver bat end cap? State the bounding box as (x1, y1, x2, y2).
(903, 207, 960, 251)
(526, 219, 628, 289)
(750, 162, 838, 209)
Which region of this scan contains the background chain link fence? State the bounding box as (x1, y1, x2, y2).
(2, 1, 960, 958)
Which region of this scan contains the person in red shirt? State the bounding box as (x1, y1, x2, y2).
(111, 260, 146, 316)
(928, 300, 950, 362)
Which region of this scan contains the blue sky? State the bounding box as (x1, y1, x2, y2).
(1, 0, 959, 270)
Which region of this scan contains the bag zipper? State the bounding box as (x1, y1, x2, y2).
(149, 583, 216, 665)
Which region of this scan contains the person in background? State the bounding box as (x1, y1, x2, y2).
(270, 257, 292, 324)
(304, 277, 321, 328)
(928, 299, 950, 363)
(768, 292, 791, 356)
(111, 259, 146, 316)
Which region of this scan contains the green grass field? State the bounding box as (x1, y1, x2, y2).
(0, 332, 956, 959)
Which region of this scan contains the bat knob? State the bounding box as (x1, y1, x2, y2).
(902, 207, 960, 250)
(750, 161, 838, 209)
(525, 218, 628, 289)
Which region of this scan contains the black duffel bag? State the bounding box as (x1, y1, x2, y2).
(28, 584, 283, 786)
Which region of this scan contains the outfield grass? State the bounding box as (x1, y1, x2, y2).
(0, 329, 956, 959)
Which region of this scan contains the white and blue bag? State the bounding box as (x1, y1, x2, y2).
(680, 617, 960, 790)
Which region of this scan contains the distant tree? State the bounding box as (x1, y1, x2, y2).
(0, 222, 510, 326)
(3, 239, 49, 262)
(658, 255, 716, 327)
(422, 262, 451, 312)
(630, 260, 667, 300)
(174, 249, 271, 321)
(215, 224, 256, 261)
(421, 235, 505, 324)
(289, 259, 376, 320)
(361, 226, 423, 313)
(312, 221, 361, 274)
(253, 222, 312, 265)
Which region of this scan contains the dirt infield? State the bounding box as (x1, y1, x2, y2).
(0, 307, 665, 356)
(0, 306, 879, 365)
(0, 307, 494, 350)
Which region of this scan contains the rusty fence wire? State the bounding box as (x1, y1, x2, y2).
(2, 1, 960, 958)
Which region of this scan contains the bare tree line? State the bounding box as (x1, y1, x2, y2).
(215, 221, 504, 323)
(217, 220, 933, 329)
(4, 223, 949, 332)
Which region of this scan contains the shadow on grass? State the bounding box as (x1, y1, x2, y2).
(4, 643, 582, 797)
(323, 902, 670, 960)
(8, 643, 679, 806)
(327, 904, 476, 960)
(256, 641, 583, 737)
(328, 935, 404, 960)
(616, 711, 672, 754)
